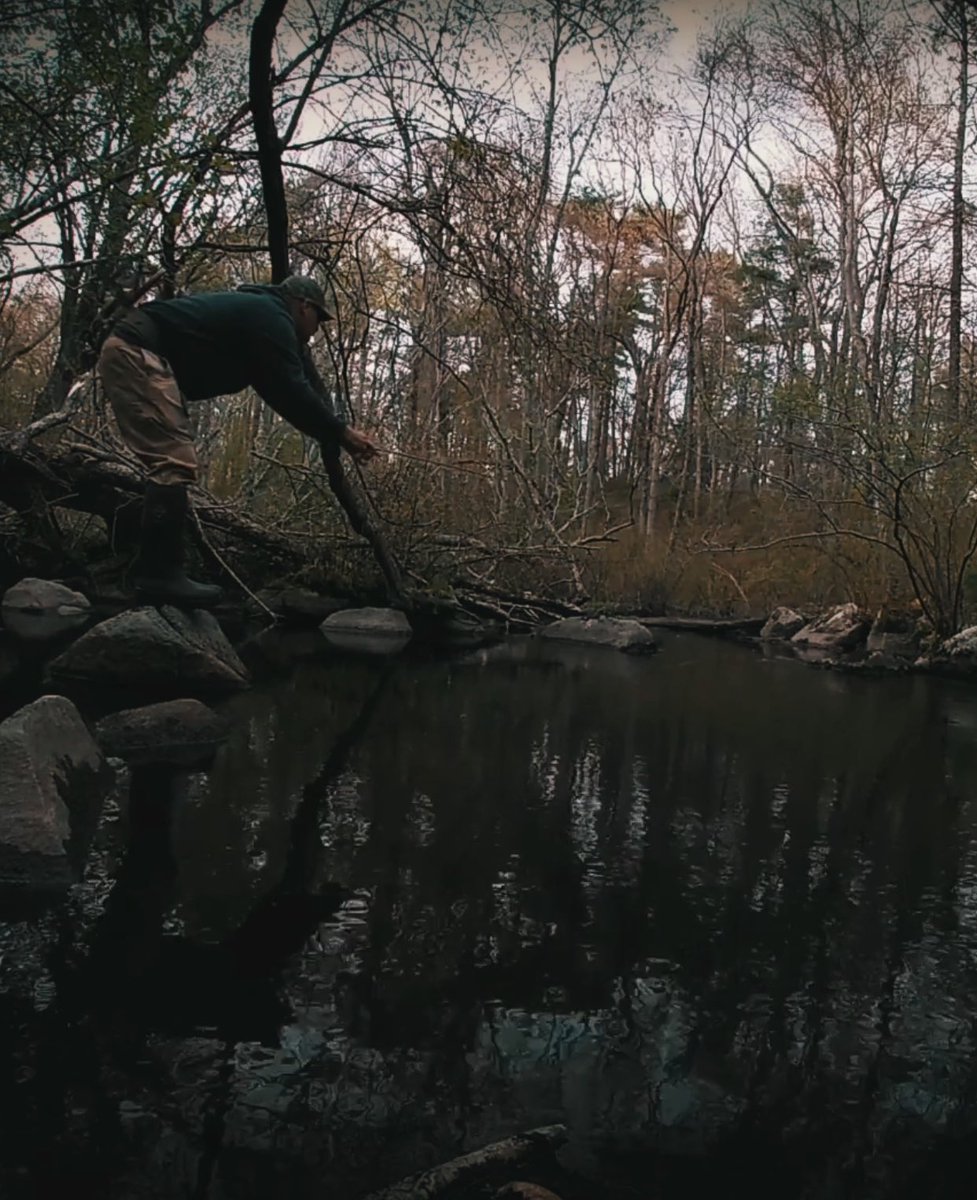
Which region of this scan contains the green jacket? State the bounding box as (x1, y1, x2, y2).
(115, 283, 345, 442)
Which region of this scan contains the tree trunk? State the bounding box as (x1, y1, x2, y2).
(247, 0, 406, 604)
(248, 0, 291, 281)
(948, 0, 969, 420)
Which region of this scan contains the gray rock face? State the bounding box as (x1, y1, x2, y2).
(320, 607, 413, 655)
(866, 614, 921, 660)
(0, 695, 112, 891)
(538, 616, 659, 654)
(791, 603, 870, 652)
(94, 698, 230, 766)
(1, 576, 91, 641)
(46, 605, 250, 695)
(760, 607, 806, 641)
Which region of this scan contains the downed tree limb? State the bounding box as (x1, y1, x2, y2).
(457, 581, 585, 617)
(0, 435, 587, 630)
(630, 615, 765, 634)
(3, 373, 93, 450)
(0, 437, 309, 570)
(364, 1125, 568, 1200)
(451, 582, 586, 631)
(454, 591, 539, 629)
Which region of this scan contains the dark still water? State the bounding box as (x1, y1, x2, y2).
(4, 631, 977, 1199)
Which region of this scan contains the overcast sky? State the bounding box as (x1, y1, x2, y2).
(661, 0, 751, 60)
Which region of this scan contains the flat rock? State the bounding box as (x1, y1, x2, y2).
(94, 698, 230, 766)
(1, 576, 91, 641)
(320, 607, 413, 655)
(0, 695, 112, 892)
(45, 605, 250, 695)
(791, 603, 870, 652)
(538, 616, 658, 654)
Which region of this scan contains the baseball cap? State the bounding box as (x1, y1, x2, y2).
(279, 274, 332, 320)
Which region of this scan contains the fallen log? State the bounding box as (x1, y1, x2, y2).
(364, 1125, 568, 1200)
(0, 436, 591, 632)
(630, 615, 765, 634)
(451, 581, 585, 630)
(458, 580, 585, 618)
(0, 438, 313, 575)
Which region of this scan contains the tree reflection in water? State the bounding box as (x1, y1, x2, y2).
(3, 632, 977, 1198)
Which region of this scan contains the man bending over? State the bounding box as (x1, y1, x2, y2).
(98, 274, 378, 607)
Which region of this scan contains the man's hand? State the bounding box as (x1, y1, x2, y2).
(341, 426, 380, 463)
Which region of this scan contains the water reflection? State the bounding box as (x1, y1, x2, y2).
(147, 633, 977, 1197)
(7, 632, 977, 1197)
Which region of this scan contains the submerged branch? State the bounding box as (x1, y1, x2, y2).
(364, 1125, 568, 1200)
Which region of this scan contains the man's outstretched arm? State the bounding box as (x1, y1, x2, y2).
(297, 343, 379, 463)
(252, 327, 379, 461)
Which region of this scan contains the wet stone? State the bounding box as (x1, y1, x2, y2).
(538, 616, 658, 654)
(45, 605, 250, 696)
(0, 695, 112, 893)
(94, 698, 230, 767)
(320, 607, 413, 655)
(1, 577, 91, 642)
(791, 602, 871, 652)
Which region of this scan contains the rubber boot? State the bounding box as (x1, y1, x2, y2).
(133, 482, 223, 609)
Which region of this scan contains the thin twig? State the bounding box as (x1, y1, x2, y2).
(710, 558, 750, 607)
(697, 528, 896, 554)
(187, 498, 277, 621)
(378, 444, 494, 480)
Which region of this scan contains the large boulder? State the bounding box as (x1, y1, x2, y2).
(538, 616, 658, 654)
(1, 576, 91, 641)
(320, 607, 413, 655)
(791, 603, 870, 653)
(46, 605, 250, 695)
(0, 695, 112, 892)
(917, 626, 977, 676)
(760, 607, 806, 641)
(94, 698, 230, 767)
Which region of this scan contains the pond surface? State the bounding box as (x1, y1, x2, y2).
(3, 630, 977, 1198)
